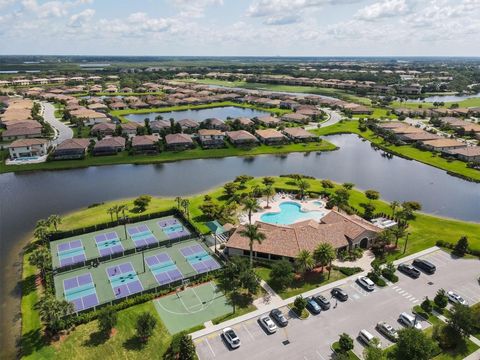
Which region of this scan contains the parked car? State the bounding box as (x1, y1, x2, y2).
(270, 308, 288, 327)
(399, 312, 422, 330)
(357, 276, 375, 291)
(331, 287, 348, 301)
(412, 259, 436, 274)
(358, 329, 381, 348)
(376, 321, 399, 342)
(447, 291, 468, 305)
(313, 294, 331, 310)
(306, 297, 321, 314)
(222, 327, 241, 349)
(398, 263, 420, 278)
(258, 314, 277, 334)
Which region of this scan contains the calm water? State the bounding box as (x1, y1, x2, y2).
(409, 92, 480, 103)
(1, 134, 480, 357)
(124, 106, 270, 123)
(260, 201, 326, 225)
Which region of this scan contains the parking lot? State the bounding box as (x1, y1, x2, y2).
(195, 250, 480, 360)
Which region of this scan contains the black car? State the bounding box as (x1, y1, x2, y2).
(313, 294, 331, 310)
(412, 259, 436, 274)
(398, 263, 420, 278)
(270, 308, 288, 327)
(331, 287, 348, 301)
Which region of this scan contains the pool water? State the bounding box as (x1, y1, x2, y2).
(260, 201, 325, 225)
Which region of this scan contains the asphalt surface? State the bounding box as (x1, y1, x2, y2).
(41, 101, 73, 145)
(195, 250, 480, 360)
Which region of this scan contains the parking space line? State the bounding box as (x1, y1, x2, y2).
(453, 289, 476, 304)
(243, 324, 255, 341)
(204, 338, 215, 358)
(316, 350, 326, 360)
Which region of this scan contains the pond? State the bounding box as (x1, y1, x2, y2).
(408, 92, 480, 103)
(124, 106, 271, 123)
(1, 133, 480, 357)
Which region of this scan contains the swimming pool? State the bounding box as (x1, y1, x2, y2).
(260, 201, 325, 225)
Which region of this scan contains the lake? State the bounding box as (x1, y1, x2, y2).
(124, 106, 270, 123)
(1, 134, 479, 357)
(409, 92, 480, 103)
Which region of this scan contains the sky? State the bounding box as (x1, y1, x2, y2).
(0, 0, 479, 56)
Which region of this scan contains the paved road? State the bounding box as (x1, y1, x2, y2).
(41, 101, 73, 145)
(195, 250, 480, 360)
(319, 108, 342, 128)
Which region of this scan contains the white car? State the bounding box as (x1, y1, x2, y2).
(259, 314, 277, 333)
(357, 276, 375, 291)
(399, 312, 422, 330)
(447, 291, 468, 306)
(222, 327, 240, 349)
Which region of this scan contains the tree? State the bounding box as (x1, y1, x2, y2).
(421, 297, 433, 314)
(434, 289, 448, 309)
(264, 186, 275, 209)
(29, 246, 51, 278)
(270, 260, 294, 290)
(178, 333, 196, 360)
(234, 175, 253, 188)
(296, 179, 311, 198)
(47, 214, 62, 231)
(402, 201, 422, 211)
(175, 196, 182, 210)
(293, 295, 307, 313)
(223, 182, 239, 198)
(181, 199, 190, 219)
(239, 224, 266, 268)
(107, 207, 115, 222)
(136, 312, 157, 343)
(133, 195, 152, 212)
(295, 250, 315, 273)
(98, 307, 117, 337)
(38, 294, 74, 334)
(448, 304, 476, 338)
(371, 230, 393, 257)
(390, 200, 400, 217)
(360, 202, 376, 220)
(394, 328, 436, 360)
(33, 225, 49, 244)
(199, 199, 220, 220)
(452, 236, 469, 257)
(242, 197, 260, 225)
(338, 333, 354, 353)
(321, 179, 335, 188)
(391, 225, 406, 248)
(262, 176, 275, 187)
(365, 190, 380, 201)
(342, 182, 354, 190)
(313, 243, 335, 277)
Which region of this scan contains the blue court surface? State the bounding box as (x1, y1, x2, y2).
(128, 224, 158, 248)
(63, 273, 99, 311)
(57, 239, 86, 267)
(106, 262, 144, 299)
(145, 252, 184, 286)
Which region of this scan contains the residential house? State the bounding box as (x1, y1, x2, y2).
(446, 146, 480, 163)
(201, 118, 229, 131)
(53, 138, 90, 160)
(422, 139, 466, 152)
(91, 123, 116, 137)
(226, 130, 259, 147)
(283, 127, 318, 142)
(254, 115, 281, 127)
(197, 129, 225, 149)
(2, 120, 43, 140)
(165, 133, 195, 151)
(121, 122, 141, 136)
(131, 135, 159, 154)
(178, 119, 199, 132)
(92, 137, 125, 156)
(281, 112, 311, 124)
(150, 120, 171, 133)
(9, 138, 48, 159)
(255, 129, 287, 145)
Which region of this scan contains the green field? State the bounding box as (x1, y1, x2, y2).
(312, 120, 480, 182)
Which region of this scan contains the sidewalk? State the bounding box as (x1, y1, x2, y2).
(191, 246, 441, 340)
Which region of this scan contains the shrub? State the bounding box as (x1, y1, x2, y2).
(334, 266, 363, 276)
(434, 289, 448, 309)
(338, 333, 354, 353)
(293, 296, 307, 313)
(421, 297, 433, 314)
(270, 260, 294, 290)
(452, 236, 469, 257)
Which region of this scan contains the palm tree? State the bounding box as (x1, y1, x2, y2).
(29, 246, 50, 278)
(181, 199, 190, 219)
(239, 224, 266, 268)
(107, 207, 115, 222)
(262, 176, 275, 187)
(110, 205, 120, 221)
(242, 197, 260, 225)
(47, 214, 62, 231)
(390, 201, 400, 217)
(391, 224, 407, 248)
(264, 186, 275, 209)
(296, 179, 311, 199)
(313, 243, 336, 278)
(175, 196, 182, 210)
(38, 295, 74, 334)
(295, 250, 315, 274)
(33, 226, 49, 243)
(35, 219, 49, 230)
(118, 204, 128, 218)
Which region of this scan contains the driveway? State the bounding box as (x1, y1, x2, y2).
(195, 250, 480, 360)
(41, 101, 73, 145)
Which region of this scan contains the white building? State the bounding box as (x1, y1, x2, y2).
(9, 139, 48, 159)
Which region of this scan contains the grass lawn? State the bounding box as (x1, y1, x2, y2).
(0, 140, 336, 174)
(331, 341, 360, 359)
(472, 303, 480, 340)
(412, 305, 444, 327)
(211, 304, 257, 325)
(312, 120, 480, 182)
(110, 101, 292, 123)
(255, 266, 347, 299)
(424, 327, 480, 360)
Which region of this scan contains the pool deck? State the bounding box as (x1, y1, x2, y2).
(244, 196, 331, 225)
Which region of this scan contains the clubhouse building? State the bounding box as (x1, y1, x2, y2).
(226, 210, 382, 261)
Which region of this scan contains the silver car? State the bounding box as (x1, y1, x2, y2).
(447, 291, 468, 306)
(259, 314, 277, 333)
(222, 327, 241, 349)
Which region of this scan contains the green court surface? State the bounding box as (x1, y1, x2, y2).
(49, 216, 187, 269)
(53, 238, 217, 309)
(153, 281, 232, 334)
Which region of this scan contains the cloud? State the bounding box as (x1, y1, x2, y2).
(247, 0, 360, 17)
(69, 8, 95, 27)
(264, 14, 301, 25)
(355, 0, 410, 21)
(170, 0, 223, 18)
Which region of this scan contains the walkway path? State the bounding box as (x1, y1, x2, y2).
(40, 101, 73, 145)
(191, 246, 441, 340)
(332, 250, 375, 271)
(253, 280, 283, 310)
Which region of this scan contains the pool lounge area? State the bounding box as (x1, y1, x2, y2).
(246, 196, 329, 226)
